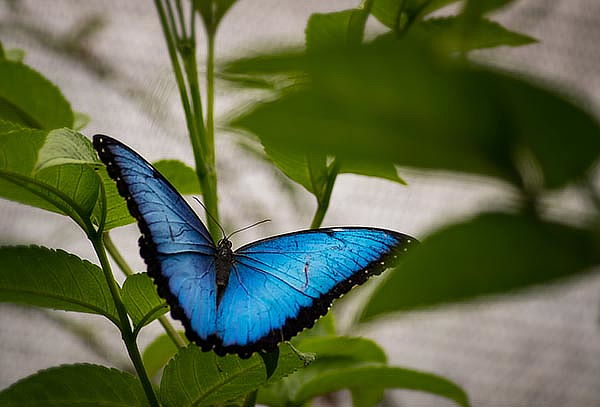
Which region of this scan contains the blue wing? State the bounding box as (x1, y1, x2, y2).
(93, 135, 219, 349)
(215, 228, 415, 356)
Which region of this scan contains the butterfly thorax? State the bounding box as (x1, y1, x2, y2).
(215, 238, 234, 303)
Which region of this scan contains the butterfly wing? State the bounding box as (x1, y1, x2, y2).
(216, 228, 416, 357)
(93, 135, 219, 349)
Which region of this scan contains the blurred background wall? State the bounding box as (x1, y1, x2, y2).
(1, 0, 599, 405)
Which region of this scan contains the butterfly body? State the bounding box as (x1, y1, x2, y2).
(215, 238, 234, 303)
(93, 135, 416, 358)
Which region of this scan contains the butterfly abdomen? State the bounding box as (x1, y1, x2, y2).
(215, 238, 235, 304)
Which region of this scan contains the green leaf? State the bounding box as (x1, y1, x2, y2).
(360, 213, 599, 322)
(0, 127, 99, 233)
(297, 336, 387, 364)
(0, 364, 149, 406)
(413, 17, 536, 52)
(259, 336, 386, 406)
(4, 48, 25, 63)
(35, 128, 99, 171)
(153, 159, 201, 195)
(351, 386, 385, 407)
(143, 332, 184, 379)
(341, 159, 405, 185)
(0, 60, 74, 129)
(372, 0, 460, 29)
(160, 344, 311, 407)
(0, 246, 120, 326)
(293, 313, 337, 343)
(93, 167, 135, 230)
(481, 70, 600, 189)
(292, 365, 469, 407)
(122, 273, 168, 335)
(73, 111, 91, 130)
(229, 39, 600, 190)
(306, 8, 369, 50)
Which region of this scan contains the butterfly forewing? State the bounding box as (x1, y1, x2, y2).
(93, 135, 219, 346)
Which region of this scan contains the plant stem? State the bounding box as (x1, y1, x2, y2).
(155, 0, 221, 242)
(103, 232, 187, 349)
(90, 234, 159, 407)
(103, 232, 135, 277)
(158, 317, 188, 348)
(310, 159, 340, 229)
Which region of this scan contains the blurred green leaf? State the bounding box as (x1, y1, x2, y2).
(0, 364, 148, 406)
(35, 128, 99, 171)
(143, 332, 184, 379)
(153, 159, 201, 195)
(0, 126, 99, 232)
(481, 70, 600, 189)
(160, 344, 311, 407)
(413, 17, 536, 51)
(292, 365, 469, 407)
(361, 213, 599, 322)
(0, 246, 120, 326)
(73, 112, 91, 130)
(122, 273, 168, 335)
(298, 336, 387, 364)
(306, 7, 370, 50)
(372, 0, 460, 29)
(351, 386, 385, 407)
(3, 48, 25, 63)
(0, 60, 73, 129)
(341, 159, 405, 185)
(229, 38, 600, 190)
(293, 313, 337, 344)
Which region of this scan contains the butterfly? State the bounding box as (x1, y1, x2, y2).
(93, 135, 416, 358)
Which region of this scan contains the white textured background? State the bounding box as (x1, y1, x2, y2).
(1, 0, 600, 405)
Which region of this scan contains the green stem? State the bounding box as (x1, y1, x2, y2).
(90, 235, 159, 407)
(103, 232, 135, 277)
(181, 49, 221, 240)
(310, 160, 340, 229)
(157, 0, 221, 242)
(158, 317, 188, 348)
(103, 232, 187, 349)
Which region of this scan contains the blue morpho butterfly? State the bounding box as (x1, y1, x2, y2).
(93, 135, 417, 358)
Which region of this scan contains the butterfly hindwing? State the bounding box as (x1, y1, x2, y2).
(93, 135, 219, 348)
(215, 228, 415, 356)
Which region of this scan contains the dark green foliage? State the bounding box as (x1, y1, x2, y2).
(360, 213, 600, 321)
(159, 344, 312, 407)
(0, 364, 149, 407)
(0, 246, 120, 326)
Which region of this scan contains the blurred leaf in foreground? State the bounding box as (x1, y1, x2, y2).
(360, 212, 600, 322)
(228, 36, 600, 190)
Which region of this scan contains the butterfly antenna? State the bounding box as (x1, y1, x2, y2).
(227, 219, 271, 240)
(193, 197, 226, 239)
